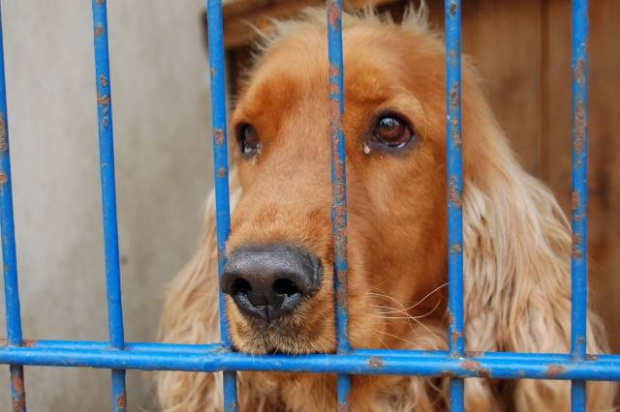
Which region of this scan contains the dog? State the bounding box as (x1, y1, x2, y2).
(157, 6, 616, 411)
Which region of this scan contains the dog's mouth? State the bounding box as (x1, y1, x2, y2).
(227, 292, 336, 355)
(240, 347, 328, 355)
(246, 311, 331, 352)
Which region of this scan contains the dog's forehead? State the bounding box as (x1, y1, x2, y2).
(236, 37, 398, 119)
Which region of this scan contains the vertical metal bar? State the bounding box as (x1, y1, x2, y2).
(326, 0, 351, 409)
(445, 0, 465, 410)
(0, 5, 27, 411)
(91, 1, 127, 411)
(570, 0, 589, 410)
(206, 1, 237, 411)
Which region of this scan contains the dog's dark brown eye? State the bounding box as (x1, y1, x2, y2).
(239, 124, 261, 156)
(373, 115, 414, 149)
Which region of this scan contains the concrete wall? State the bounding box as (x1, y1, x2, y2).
(0, 1, 213, 410)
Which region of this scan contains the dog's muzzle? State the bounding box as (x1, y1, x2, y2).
(221, 244, 323, 322)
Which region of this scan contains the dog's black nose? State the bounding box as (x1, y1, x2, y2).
(221, 244, 322, 322)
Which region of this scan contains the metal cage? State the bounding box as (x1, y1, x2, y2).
(0, 0, 618, 411)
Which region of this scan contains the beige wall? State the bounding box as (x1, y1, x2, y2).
(0, 1, 213, 410)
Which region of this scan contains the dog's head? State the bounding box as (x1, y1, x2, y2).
(221, 9, 480, 354)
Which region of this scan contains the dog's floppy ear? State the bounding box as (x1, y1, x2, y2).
(459, 73, 616, 410)
(156, 169, 243, 411)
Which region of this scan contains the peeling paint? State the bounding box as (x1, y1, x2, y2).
(214, 129, 225, 145)
(329, 64, 340, 79)
(574, 100, 586, 155)
(450, 83, 460, 110)
(0, 114, 6, 151)
(449, 2, 458, 17)
(115, 390, 127, 410)
(546, 364, 566, 378)
(97, 93, 110, 106)
(461, 360, 491, 378)
(368, 357, 384, 368)
(571, 191, 580, 211)
(574, 58, 586, 84)
(450, 243, 462, 254)
(10, 367, 26, 412)
(572, 234, 584, 259)
(448, 176, 462, 207)
(326, 0, 340, 28)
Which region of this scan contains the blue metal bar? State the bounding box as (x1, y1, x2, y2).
(326, 0, 352, 408)
(0, 343, 619, 381)
(91, 1, 127, 411)
(0, 6, 27, 412)
(570, 0, 589, 410)
(0, 340, 222, 353)
(4, 340, 616, 362)
(445, 0, 465, 410)
(206, 1, 237, 410)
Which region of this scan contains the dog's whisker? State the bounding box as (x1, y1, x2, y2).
(366, 282, 447, 316)
(365, 292, 408, 309)
(372, 300, 441, 323)
(401, 283, 448, 312)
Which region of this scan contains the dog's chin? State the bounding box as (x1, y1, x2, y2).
(237, 342, 329, 355)
(231, 316, 336, 355)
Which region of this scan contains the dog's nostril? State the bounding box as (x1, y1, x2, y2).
(231, 278, 251, 295)
(221, 244, 323, 321)
(273, 278, 300, 296)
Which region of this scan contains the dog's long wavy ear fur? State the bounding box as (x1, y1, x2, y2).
(156, 171, 241, 412)
(460, 71, 616, 411)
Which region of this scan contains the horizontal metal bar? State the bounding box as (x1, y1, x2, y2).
(0, 342, 618, 381)
(1, 340, 222, 353)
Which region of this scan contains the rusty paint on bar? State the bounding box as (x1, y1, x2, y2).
(0, 6, 28, 410)
(547, 364, 567, 379)
(1, 343, 620, 381)
(445, 0, 465, 410)
(206, 0, 238, 409)
(115, 390, 127, 410)
(570, 0, 589, 410)
(10, 366, 25, 412)
(461, 360, 490, 379)
(91, 1, 128, 410)
(327, 0, 352, 408)
(368, 357, 384, 368)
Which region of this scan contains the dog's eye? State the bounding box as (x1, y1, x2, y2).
(373, 115, 414, 149)
(238, 123, 261, 156)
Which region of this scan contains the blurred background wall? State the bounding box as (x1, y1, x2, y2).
(0, 1, 213, 410)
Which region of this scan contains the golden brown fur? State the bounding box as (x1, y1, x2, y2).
(157, 7, 617, 411)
